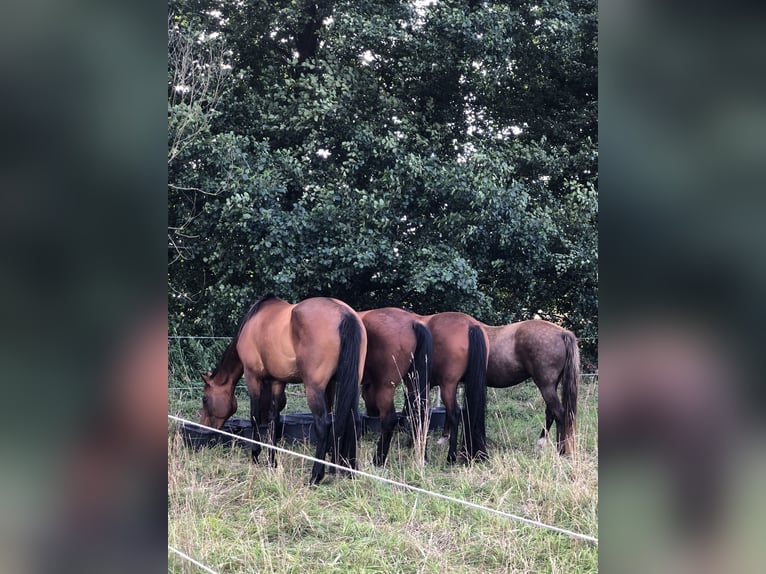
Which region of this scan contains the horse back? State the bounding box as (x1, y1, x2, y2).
(237, 298, 300, 382)
(485, 320, 572, 387)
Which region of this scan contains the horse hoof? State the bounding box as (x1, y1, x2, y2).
(308, 474, 324, 487)
(336, 467, 355, 479)
(437, 436, 449, 446)
(534, 437, 546, 453)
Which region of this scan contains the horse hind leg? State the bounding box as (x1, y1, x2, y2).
(405, 383, 429, 464)
(535, 405, 556, 452)
(538, 385, 566, 454)
(438, 383, 461, 464)
(324, 380, 338, 475)
(306, 386, 332, 486)
(435, 383, 452, 443)
(373, 408, 399, 467)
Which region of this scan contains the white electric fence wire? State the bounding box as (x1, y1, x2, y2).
(169, 335, 599, 341)
(168, 414, 598, 544)
(169, 336, 230, 339)
(168, 544, 220, 574)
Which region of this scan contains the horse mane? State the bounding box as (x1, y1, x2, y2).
(210, 293, 278, 377)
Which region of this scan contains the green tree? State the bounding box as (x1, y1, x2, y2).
(168, 0, 598, 364)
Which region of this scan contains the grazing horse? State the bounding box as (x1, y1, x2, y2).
(358, 308, 432, 466)
(480, 319, 579, 455)
(415, 312, 489, 464)
(199, 294, 367, 485)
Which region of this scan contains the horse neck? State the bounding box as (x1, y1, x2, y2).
(214, 339, 244, 387)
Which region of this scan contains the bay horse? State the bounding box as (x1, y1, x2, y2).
(479, 319, 580, 455)
(414, 312, 489, 464)
(358, 308, 432, 466)
(199, 294, 367, 485)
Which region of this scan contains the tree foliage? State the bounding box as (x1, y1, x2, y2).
(168, 0, 598, 364)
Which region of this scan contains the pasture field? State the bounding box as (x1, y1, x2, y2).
(168, 342, 597, 573)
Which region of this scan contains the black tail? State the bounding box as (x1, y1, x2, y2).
(334, 313, 362, 470)
(405, 322, 432, 441)
(462, 325, 488, 460)
(560, 331, 580, 455)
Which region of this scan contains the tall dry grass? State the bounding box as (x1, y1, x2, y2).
(168, 380, 598, 573)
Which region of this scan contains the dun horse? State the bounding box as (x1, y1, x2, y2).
(415, 312, 489, 464)
(358, 308, 432, 466)
(199, 294, 367, 485)
(480, 319, 580, 454)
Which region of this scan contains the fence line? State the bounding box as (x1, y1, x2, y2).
(168, 387, 307, 400)
(168, 414, 598, 544)
(168, 545, 220, 574)
(168, 373, 598, 393)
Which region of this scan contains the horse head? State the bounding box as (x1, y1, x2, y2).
(199, 371, 237, 429)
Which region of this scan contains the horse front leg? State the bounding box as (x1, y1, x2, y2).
(268, 382, 286, 468)
(248, 378, 264, 464)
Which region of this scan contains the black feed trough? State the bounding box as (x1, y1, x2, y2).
(279, 413, 372, 444)
(428, 407, 447, 431)
(180, 408, 462, 450)
(179, 414, 353, 449)
(360, 413, 408, 435)
(278, 413, 316, 445)
(361, 408, 459, 435)
(180, 417, 253, 450)
(427, 406, 466, 432)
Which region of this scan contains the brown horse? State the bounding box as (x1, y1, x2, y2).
(479, 319, 579, 455)
(358, 308, 432, 466)
(415, 312, 489, 464)
(199, 294, 367, 485)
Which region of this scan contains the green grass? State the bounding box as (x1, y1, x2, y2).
(168, 361, 598, 574)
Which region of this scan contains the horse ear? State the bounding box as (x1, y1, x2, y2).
(201, 371, 211, 383)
